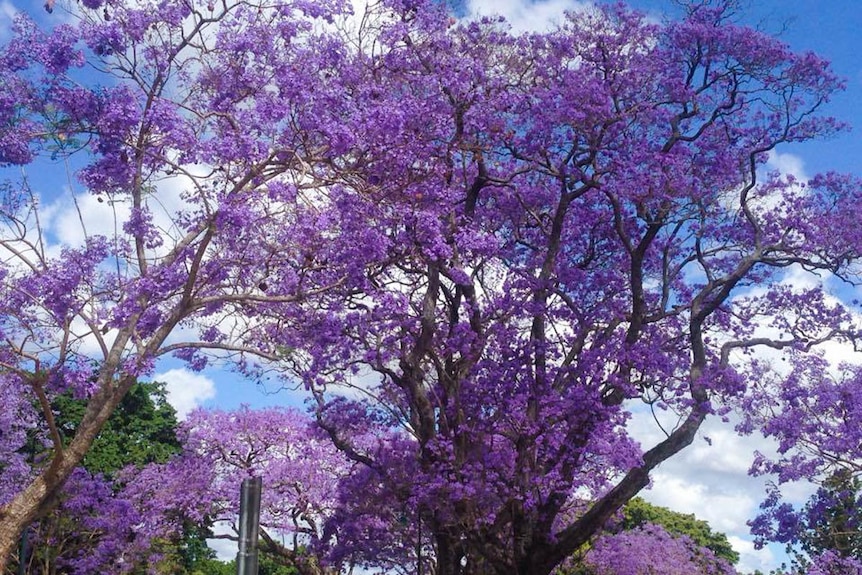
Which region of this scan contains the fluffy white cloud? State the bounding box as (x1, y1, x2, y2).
(157, 368, 216, 419)
(728, 535, 777, 574)
(646, 470, 758, 534)
(766, 149, 808, 182)
(678, 428, 760, 477)
(644, 466, 772, 573)
(39, 161, 203, 255)
(631, 411, 817, 573)
(464, 0, 589, 32)
(42, 188, 131, 251)
(629, 407, 777, 566)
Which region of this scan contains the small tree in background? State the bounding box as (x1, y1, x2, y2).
(562, 498, 738, 575)
(751, 470, 862, 575)
(621, 498, 739, 566)
(583, 523, 736, 575)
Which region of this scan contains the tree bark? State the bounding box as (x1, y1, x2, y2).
(0, 369, 134, 570)
(0, 463, 69, 571)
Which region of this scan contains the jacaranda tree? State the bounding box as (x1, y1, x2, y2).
(582, 523, 736, 575)
(743, 355, 862, 570)
(161, 407, 354, 575)
(2, 0, 862, 574)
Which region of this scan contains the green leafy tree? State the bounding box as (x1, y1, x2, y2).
(141, 522, 225, 575)
(560, 498, 739, 574)
(53, 381, 181, 475)
(190, 558, 236, 575)
(191, 554, 299, 575)
(769, 470, 862, 574)
(799, 470, 862, 560)
(621, 498, 740, 565)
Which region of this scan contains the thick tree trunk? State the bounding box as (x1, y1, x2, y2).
(0, 371, 133, 569)
(435, 529, 466, 575)
(0, 462, 72, 572)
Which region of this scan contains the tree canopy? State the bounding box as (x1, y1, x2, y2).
(622, 497, 739, 565)
(53, 380, 181, 475)
(2, 0, 862, 573)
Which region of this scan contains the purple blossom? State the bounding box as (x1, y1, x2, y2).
(1, 0, 861, 573)
(586, 524, 737, 575)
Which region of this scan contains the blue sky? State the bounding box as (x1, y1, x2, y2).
(2, 0, 861, 571)
(704, 0, 862, 177)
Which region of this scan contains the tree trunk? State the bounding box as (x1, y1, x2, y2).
(0, 372, 133, 569)
(0, 465, 70, 572)
(435, 529, 465, 575)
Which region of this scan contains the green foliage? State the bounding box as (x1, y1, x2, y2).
(772, 469, 862, 574)
(53, 380, 181, 475)
(258, 554, 300, 575)
(622, 498, 740, 565)
(189, 557, 235, 575)
(800, 470, 862, 560)
(559, 499, 740, 574)
(132, 522, 220, 575)
(188, 553, 299, 575)
(177, 522, 219, 569)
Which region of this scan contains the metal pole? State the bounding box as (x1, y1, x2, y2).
(236, 476, 262, 575)
(17, 528, 28, 575)
(417, 511, 422, 575)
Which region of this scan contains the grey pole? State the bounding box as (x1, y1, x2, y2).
(17, 528, 28, 575)
(417, 511, 422, 575)
(236, 476, 262, 575)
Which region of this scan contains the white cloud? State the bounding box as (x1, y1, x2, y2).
(682, 428, 761, 477)
(208, 521, 237, 561)
(634, 259, 862, 571)
(630, 410, 800, 572)
(39, 161, 202, 255)
(646, 470, 757, 534)
(157, 367, 216, 419)
(738, 149, 810, 214)
(643, 469, 778, 573)
(766, 150, 808, 182)
(728, 535, 777, 574)
(464, 0, 589, 32)
(0, 2, 17, 43)
(43, 189, 130, 250)
(731, 264, 862, 378)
